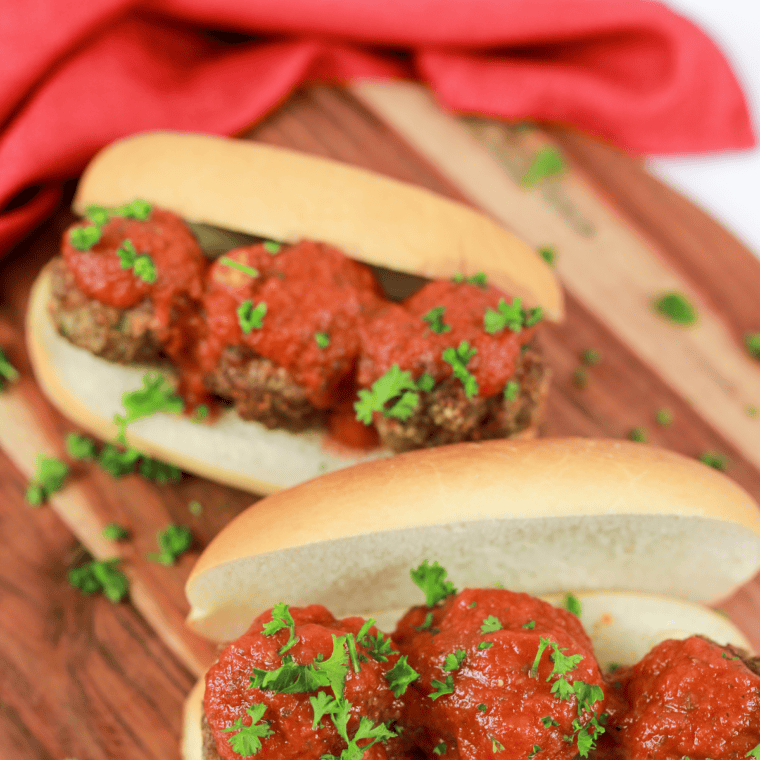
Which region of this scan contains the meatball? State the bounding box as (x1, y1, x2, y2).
(53, 205, 208, 368)
(203, 605, 414, 760)
(201, 241, 383, 430)
(357, 280, 548, 452)
(49, 256, 162, 363)
(392, 588, 609, 760)
(609, 636, 760, 760)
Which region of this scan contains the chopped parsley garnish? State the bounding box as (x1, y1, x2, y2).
(237, 300, 267, 334)
(572, 367, 589, 389)
(223, 703, 273, 757)
(65, 432, 98, 460)
(117, 239, 157, 283)
(429, 674, 455, 700)
(385, 655, 419, 696)
(443, 650, 467, 671)
(745, 332, 760, 358)
(452, 272, 488, 287)
(417, 372, 436, 392)
(0, 348, 19, 389)
(115, 199, 152, 220)
(699, 451, 730, 471)
(85, 205, 111, 226)
(310, 691, 340, 729)
(627, 426, 648, 443)
(748, 405, 759, 419)
(315, 331, 330, 349)
(538, 246, 557, 266)
(414, 611, 435, 632)
(580, 349, 601, 366)
(263, 241, 281, 254)
(97, 442, 140, 476)
(410, 560, 457, 607)
(114, 373, 184, 432)
(528, 746, 542, 759)
(219, 256, 259, 278)
(188, 499, 203, 516)
(69, 224, 102, 251)
(262, 603, 299, 654)
(521, 147, 566, 187)
(138, 456, 182, 484)
(478, 641, 494, 650)
(523, 620, 536, 629)
(325, 703, 398, 760)
(355, 365, 419, 424)
(484, 297, 542, 335)
(68, 557, 129, 602)
(492, 737, 506, 753)
(480, 615, 503, 634)
(504, 380, 520, 401)
(102, 522, 130, 541)
(422, 306, 451, 334)
(147, 523, 193, 565)
(654, 408, 673, 427)
(653, 291, 698, 326)
(540, 716, 559, 728)
(433, 742, 447, 755)
(25, 454, 69, 506)
(564, 593, 583, 617)
(477, 703, 488, 712)
(746, 743, 760, 758)
(192, 404, 209, 423)
(442, 341, 478, 398)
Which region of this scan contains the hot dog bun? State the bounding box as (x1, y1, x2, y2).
(72, 131, 563, 321)
(184, 437, 760, 643)
(27, 131, 560, 495)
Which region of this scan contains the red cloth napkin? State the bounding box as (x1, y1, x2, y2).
(1, 0, 754, 258)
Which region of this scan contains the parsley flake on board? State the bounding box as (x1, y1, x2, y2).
(68, 557, 129, 602)
(223, 703, 273, 757)
(654, 408, 673, 427)
(138, 456, 182, 484)
(653, 291, 698, 326)
(117, 239, 157, 284)
(354, 365, 420, 424)
(97, 442, 141, 477)
(700, 451, 730, 472)
(65, 432, 98, 460)
(147, 524, 193, 565)
(538, 246, 557, 267)
(25, 454, 69, 506)
(422, 306, 452, 334)
(410, 560, 457, 607)
(114, 373, 184, 432)
(219, 256, 259, 278)
(102, 522, 130, 541)
(237, 300, 267, 334)
(0, 348, 19, 389)
(627, 426, 648, 443)
(442, 341, 478, 398)
(521, 147, 566, 187)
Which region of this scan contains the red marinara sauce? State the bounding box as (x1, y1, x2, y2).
(608, 636, 760, 760)
(204, 605, 408, 760)
(61, 207, 207, 322)
(201, 241, 384, 408)
(391, 588, 608, 760)
(357, 280, 540, 398)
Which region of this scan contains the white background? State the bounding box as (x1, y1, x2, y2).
(649, 0, 760, 258)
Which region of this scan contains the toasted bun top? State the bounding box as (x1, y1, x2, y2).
(185, 437, 760, 642)
(72, 130, 563, 320)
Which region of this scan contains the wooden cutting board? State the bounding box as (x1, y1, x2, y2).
(2, 83, 760, 691)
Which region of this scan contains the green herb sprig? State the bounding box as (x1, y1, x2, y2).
(442, 341, 478, 398)
(25, 454, 69, 506)
(147, 524, 193, 565)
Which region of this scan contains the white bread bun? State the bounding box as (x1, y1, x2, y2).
(72, 131, 563, 321)
(184, 437, 760, 643)
(180, 591, 753, 760)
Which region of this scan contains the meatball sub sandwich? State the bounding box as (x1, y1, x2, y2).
(26, 131, 562, 494)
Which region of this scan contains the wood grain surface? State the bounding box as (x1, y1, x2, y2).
(1, 83, 760, 760)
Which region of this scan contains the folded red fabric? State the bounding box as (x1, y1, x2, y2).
(1, 0, 754, 257)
